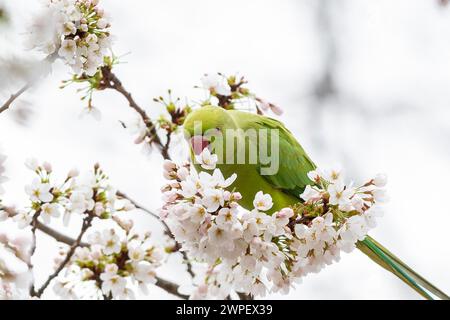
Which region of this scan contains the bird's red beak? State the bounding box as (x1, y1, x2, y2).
(190, 135, 209, 155)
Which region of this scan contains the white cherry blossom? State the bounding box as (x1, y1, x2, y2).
(101, 229, 121, 255)
(25, 179, 54, 203)
(300, 185, 321, 203)
(202, 188, 224, 212)
(40, 203, 61, 224)
(252, 191, 273, 212)
(327, 181, 354, 210)
(201, 73, 232, 96)
(195, 147, 218, 170)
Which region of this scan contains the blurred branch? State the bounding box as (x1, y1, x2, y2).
(0, 6, 8, 24)
(0, 83, 31, 114)
(313, 0, 338, 103)
(0, 53, 56, 115)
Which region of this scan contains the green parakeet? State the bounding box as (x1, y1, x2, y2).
(183, 105, 448, 300)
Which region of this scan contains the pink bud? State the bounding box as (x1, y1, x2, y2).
(270, 104, 284, 116)
(163, 160, 176, 172)
(42, 161, 52, 173)
(68, 168, 79, 178)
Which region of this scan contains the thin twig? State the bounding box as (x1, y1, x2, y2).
(116, 190, 195, 279)
(29, 211, 41, 260)
(161, 131, 172, 160)
(0, 83, 31, 114)
(100, 66, 165, 153)
(27, 210, 41, 288)
(31, 214, 94, 297)
(0, 53, 57, 115)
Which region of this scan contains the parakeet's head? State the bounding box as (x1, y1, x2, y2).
(183, 105, 236, 155)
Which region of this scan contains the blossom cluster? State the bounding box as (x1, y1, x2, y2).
(14, 159, 135, 229)
(121, 92, 193, 157)
(25, 0, 112, 76)
(54, 226, 164, 300)
(161, 154, 387, 298)
(200, 73, 283, 115)
(1, 158, 167, 300)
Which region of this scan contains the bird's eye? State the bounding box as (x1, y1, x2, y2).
(215, 127, 221, 132)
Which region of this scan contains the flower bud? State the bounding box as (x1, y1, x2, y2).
(163, 160, 176, 172)
(68, 168, 79, 178)
(42, 161, 52, 173)
(373, 173, 388, 187)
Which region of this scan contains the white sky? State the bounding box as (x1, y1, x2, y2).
(1, 0, 450, 299)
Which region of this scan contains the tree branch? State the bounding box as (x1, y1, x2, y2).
(237, 292, 253, 300)
(155, 276, 189, 300)
(161, 131, 172, 160)
(0, 83, 31, 114)
(31, 214, 94, 298)
(6, 199, 189, 298)
(116, 190, 195, 279)
(35, 220, 89, 247)
(32, 216, 188, 299)
(0, 53, 57, 115)
(100, 66, 165, 154)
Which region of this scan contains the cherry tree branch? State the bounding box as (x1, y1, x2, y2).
(237, 292, 253, 300)
(161, 131, 172, 160)
(155, 277, 189, 300)
(0, 83, 31, 114)
(0, 53, 57, 115)
(29, 211, 40, 259)
(116, 190, 195, 279)
(100, 66, 165, 154)
(35, 220, 89, 247)
(31, 214, 94, 298)
(32, 218, 188, 299)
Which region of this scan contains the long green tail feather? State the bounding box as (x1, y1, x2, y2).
(365, 236, 449, 300)
(357, 236, 449, 300)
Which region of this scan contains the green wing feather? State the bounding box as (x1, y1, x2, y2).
(231, 111, 316, 198)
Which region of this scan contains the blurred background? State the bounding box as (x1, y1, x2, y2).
(1, 0, 450, 299)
